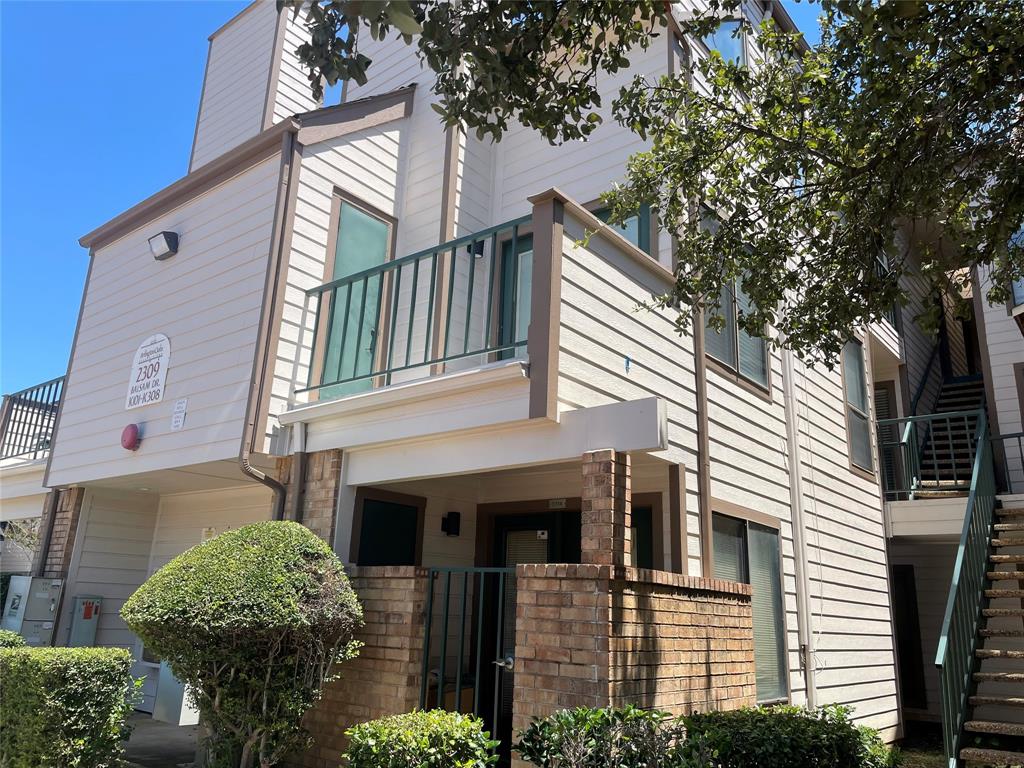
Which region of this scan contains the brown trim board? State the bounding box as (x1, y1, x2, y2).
(526, 193, 564, 421)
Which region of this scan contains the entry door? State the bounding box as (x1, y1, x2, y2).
(497, 525, 550, 760)
(321, 200, 391, 398)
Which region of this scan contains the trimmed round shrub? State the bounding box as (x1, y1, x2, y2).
(345, 710, 498, 768)
(122, 520, 363, 768)
(0, 646, 139, 768)
(515, 706, 691, 767)
(0, 628, 25, 647)
(681, 704, 900, 768)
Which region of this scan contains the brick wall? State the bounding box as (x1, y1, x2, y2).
(512, 564, 755, 766)
(581, 449, 631, 567)
(32, 487, 84, 578)
(289, 565, 431, 768)
(277, 449, 343, 544)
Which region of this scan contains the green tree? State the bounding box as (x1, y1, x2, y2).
(282, 0, 1023, 364)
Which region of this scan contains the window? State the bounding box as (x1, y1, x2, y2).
(594, 204, 653, 255)
(843, 339, 873, 472)
(704, 279, 769, 389)
(712, 512, 787, 702)
(353, 493, 424, 566)
(1012, 278, 1024, 309)
(702, 19, 746, 65)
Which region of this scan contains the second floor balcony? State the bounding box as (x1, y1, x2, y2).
(0, 376, 64, 465)
(300, 215, 534, 402)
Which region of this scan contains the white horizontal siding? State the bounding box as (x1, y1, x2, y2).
(48, 158, 281, 487)
(270, 10, 320, 122)
(59, 488, 159, 649)
(191, 0, 278, 170)
(266, 125, 405, 441)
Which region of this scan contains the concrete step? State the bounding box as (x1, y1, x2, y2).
(980, 628, 1024, 637)
(971, 695, 1024, 707)
(993, 538, 1024, 548)
(991, 555, 1024, 564)
(988, 572, 1024, 581)
(960, 747, 1024, 766)
(997, 523, 1024, 532)
(976, 648, 1024, 660)
(997, 508, 1024, 518)
(985, 589, 1024, 599)
(983, 608, 1024, 618)
(975, 672, 1024, 683)
(965, 720, 1024, 737)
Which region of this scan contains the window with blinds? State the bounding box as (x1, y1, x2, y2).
(705, 279, 769, 389)
(712, 512, 788, 703)
(843, 340, 873, 472)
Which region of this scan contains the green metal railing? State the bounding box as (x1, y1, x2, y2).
(934, 415, 996, 768)
(300, 217, 531, 396)
(418, 567, 515, 730)
(876, 409, 983, 501)
(992, 431, 1024, 495)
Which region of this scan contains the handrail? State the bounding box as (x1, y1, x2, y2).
(934, 414, 996, 767)
(876, 409, 983, 501)
(992, 431, 1024, 495)
(301, 217, 533, 396)
(911, 344, 941, 416)
(0, 376, 65, 461)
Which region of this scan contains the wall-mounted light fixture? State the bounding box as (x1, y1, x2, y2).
(441, 511, 461, 537)
(148, 231, 179, 261)
(467, 241, 486, 259)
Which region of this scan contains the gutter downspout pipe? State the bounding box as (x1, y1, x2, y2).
(781, 345, 817, 708)
(238, 130, 297, 522)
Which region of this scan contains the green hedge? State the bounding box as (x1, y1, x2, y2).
(0, 629, 25, 648)
(681, 705, 900, 768)
(0, 646, 139, 768)
(345, 710, 498, 768)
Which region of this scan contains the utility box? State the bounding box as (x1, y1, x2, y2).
(19, 577, 63, 646)
(153, 661, 200, 726)
(68, 596, 102, 647)
(1, 574, 31, 633)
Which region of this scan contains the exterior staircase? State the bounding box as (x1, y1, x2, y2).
(957, 505, 1024, 766)
(919, 377, 987, 492)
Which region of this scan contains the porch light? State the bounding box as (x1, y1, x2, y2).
(467, 241, 485, 259)
(441, 511, 461, 537)
(148, 231, 179, 261)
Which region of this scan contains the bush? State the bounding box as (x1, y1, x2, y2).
(681, 705, 900, 768)
(0, 629, 25, 647)
(345, 710, 498, 768)
(515, 706, 694, 768)
(0, 646, 139, 768)
(121, 520, 363, 768)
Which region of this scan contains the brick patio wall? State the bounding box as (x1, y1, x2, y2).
(277, 448, 343, 544)
(288, 566, 431, 768)
(512, 564, 755, 767)
(32, 487, 84, 578)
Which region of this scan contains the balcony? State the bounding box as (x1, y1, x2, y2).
(0, 376, 64, 464)
(301, 217, 533, 401)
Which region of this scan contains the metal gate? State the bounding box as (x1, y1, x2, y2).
(418, 567, 516, 735)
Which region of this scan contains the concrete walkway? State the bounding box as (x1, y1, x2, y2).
(123, 712, 199, 768)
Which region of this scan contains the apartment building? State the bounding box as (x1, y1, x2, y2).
(1, 2, 1020, 766)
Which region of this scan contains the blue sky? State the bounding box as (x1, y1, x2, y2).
(0, 0, 820, 395)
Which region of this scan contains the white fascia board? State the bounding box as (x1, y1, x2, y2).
(343, 396, 668, 486)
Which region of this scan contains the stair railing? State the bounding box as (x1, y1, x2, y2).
(877, 409, 982, 500)
(934, 412, 996, 768)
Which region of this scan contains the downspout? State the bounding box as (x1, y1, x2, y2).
(288, 422, 308, 524)
(238, 130, 299, 522)
(781, 345, 817, 707)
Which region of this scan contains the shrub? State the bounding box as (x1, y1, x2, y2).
(681, 705, 900, 768)
(121, 520, 363, 768)
(0, 646, 139, 768)
(515, 705, 694, 768)
(0, 628, 25, 647)
(345, 710, 498, 768)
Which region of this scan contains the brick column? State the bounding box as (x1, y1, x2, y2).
(276, 449, 343, 544)
(580, 450, 631, 567)
(289, 566, 430, 768)
(32, 487, 84, 578)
